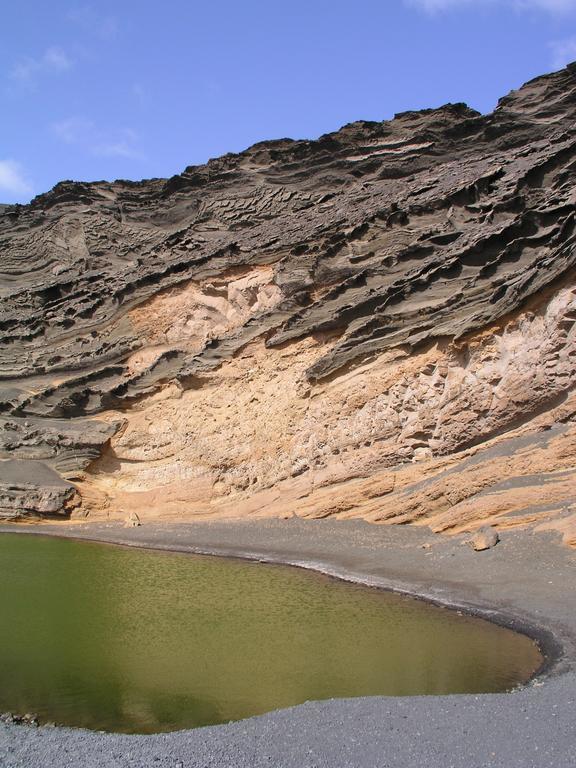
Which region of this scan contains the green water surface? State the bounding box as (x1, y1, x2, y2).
(0, 533, 542, 733)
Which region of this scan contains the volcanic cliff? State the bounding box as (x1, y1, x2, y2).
(1, 65, 576, 546)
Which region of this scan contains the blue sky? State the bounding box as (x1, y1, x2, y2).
(2, 0, 576, 203)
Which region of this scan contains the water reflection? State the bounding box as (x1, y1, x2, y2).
(0, 534, 542, 733)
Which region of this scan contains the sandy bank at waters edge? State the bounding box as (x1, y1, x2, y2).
(0, 519, 575, 768)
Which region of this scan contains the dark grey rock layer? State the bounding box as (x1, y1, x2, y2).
(2, 64, 576, 515)
(0, 460, 76, 519)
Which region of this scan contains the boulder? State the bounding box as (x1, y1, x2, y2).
(124, 511, 141, 528)
(471, 527, 500, 552)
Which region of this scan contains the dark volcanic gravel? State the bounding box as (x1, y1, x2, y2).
(0, 519, 575, 768)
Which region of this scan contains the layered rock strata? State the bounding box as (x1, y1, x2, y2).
(1, 65, 576, 545)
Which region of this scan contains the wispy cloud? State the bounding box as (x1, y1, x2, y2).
(67, 5, 118, 40)
(10, 46, 72, 84)
(131, 83, 148, 105)
(550, 35, 576, 66)
(52, 117, 143, 159)
(0, 160, 33, 200)
(51, 116, 93, 144)
(93, 131, 141, 159)
(407, 0, 576, 12)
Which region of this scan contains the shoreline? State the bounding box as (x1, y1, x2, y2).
(1, 518, 575, 768)
(0, 523, 563, 686)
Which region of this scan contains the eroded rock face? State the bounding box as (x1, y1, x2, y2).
(0, 460, 78, 520)
(1, 65, 576, 544)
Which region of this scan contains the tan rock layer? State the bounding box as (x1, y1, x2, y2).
(2, 65, 576, 546)
(77, 279, 576, 546)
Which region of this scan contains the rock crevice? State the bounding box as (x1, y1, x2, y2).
(2, 65, 576, 544)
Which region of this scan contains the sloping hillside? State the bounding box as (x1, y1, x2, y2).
(1, 64, 575, 545)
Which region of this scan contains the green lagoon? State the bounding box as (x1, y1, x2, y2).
(0, 534, 542, 733)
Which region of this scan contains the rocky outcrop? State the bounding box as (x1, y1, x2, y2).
(0, 460, 78, 520)
(1, 65, 576, 544)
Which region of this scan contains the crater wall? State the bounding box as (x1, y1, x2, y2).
(2, 65, 576, 545)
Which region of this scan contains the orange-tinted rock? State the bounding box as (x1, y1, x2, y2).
(1, 65, 576, 548)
